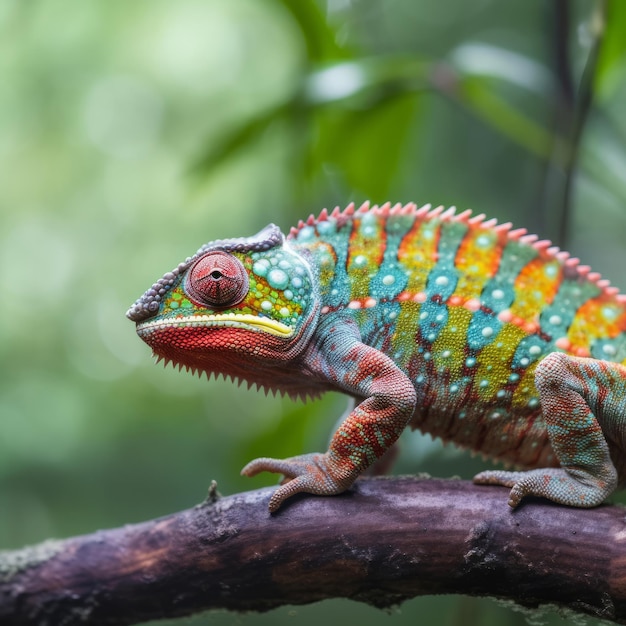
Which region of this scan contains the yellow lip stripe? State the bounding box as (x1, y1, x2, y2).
(137, 313, 294, 337)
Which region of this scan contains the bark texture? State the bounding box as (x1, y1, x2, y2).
(1, 476, 626, 625)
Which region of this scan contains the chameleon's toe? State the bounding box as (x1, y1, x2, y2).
(474, 468, 613, 508)
(473, 470, 527, 507)
(473, 470, 523, 489)
(241, 452, 355, 512)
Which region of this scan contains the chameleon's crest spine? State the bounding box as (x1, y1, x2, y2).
(290, 202, 624, 302)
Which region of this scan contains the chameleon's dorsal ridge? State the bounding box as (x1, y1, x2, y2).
(129, 200, 626, 511)
(283, 203, 621, 298)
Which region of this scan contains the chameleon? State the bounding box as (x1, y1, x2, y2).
(127, 202, 626, 512)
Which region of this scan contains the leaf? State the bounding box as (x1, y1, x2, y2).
(458, 75, 556, 160)
(189, 103, 290, 176)
(274, 0, 349, 62)
(322, 93, 420, 200)
(595, 0, 626, 96)
(449, 42, 551, 96)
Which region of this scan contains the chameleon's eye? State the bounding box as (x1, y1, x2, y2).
(185, 251, 249, 308)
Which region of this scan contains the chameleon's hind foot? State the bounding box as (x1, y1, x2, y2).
(473, 468, 613, 508)
(241, 452, 356, 512)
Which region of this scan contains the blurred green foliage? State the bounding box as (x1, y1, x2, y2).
(1, 1, 625, 625)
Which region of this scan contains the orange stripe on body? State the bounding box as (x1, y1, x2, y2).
(567, 295, 626, 356)
(397, 215, 439, 293)
(509, 257, 562, 322)
(454, 226, 506, 299)
(346, 215, 386, 300)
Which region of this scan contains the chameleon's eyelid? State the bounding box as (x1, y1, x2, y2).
(185, 251, 249, 309)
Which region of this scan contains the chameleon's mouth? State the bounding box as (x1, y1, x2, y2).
(136, 313, 295, 338)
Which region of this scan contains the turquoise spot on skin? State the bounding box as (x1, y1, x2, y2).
(541, 279, 599, 337)
(253, 259, 271, 277)
(261, 301, 273, 311)
(512, 336, 548, 370)
(297, 226, 315, 241)
(467, 311, 501, 350)
(268, 268, 289, 290)
(292, 276, 303, 288)
(284, 290, 294, 300)
(317, 221, 336, 235)
(591, 335, 626, 362)
(480, 279, 514, 313)
(427, 269, 457, 299)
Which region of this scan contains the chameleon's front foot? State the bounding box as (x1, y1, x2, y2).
(241, 452, 356, 512)
(473, 468, 614, 509)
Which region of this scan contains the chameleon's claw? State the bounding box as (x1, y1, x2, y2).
(241, 452, 355, 512)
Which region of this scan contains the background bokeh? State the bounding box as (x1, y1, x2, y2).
(1, 1, 625, 624)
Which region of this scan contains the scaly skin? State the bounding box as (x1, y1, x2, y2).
(127, 202, 626, 512)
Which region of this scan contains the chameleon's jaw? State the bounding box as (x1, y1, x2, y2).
(134, 313, 325, 399)
(136, 312, 295, 339)
(134, 312, 306, 377)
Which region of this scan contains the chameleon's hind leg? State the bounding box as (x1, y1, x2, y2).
(474, 352, 626, 508)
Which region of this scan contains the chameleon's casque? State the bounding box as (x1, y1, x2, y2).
(128, 202, 626, 511)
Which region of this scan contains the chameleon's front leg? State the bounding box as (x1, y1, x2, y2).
(242, 332, 417, 512)
(474, 352, 626, 508)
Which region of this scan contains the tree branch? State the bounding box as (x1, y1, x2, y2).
(2, 477, 626, 625)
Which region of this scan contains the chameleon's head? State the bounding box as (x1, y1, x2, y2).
(127, 224, 319, 385)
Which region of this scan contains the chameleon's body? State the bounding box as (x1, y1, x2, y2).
(128, 202, 626, 511)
